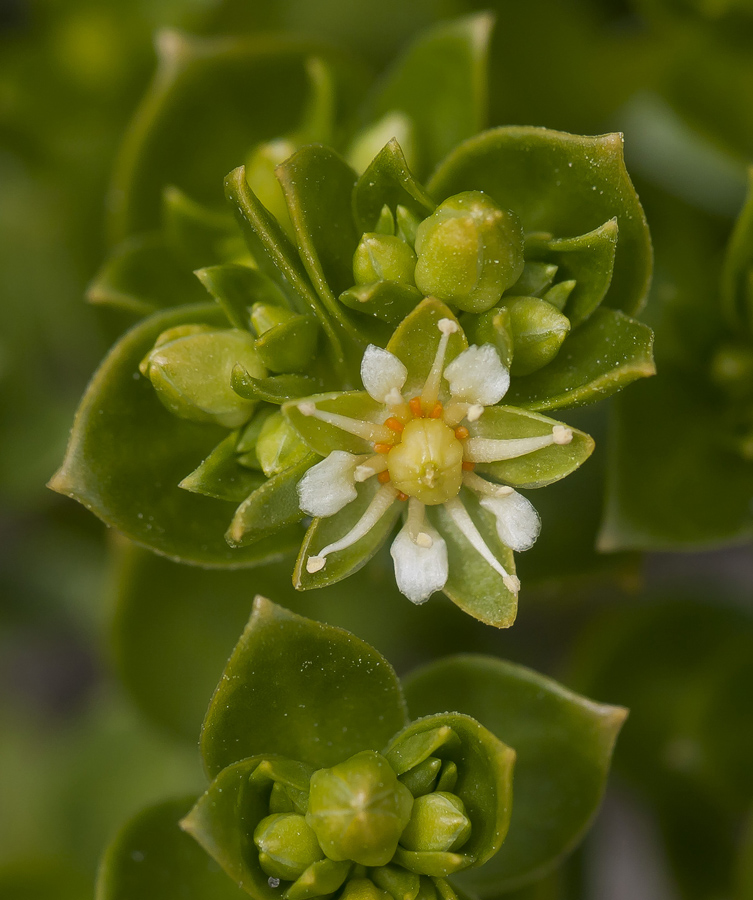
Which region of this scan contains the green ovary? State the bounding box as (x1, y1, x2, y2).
(387, 419, 464, 505)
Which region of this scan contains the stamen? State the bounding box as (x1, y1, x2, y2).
(462, 461, 476, 471)
(397, 492, 408, 501)
(409, 397, 424, 418)
(385, 417, 404, 433)
(374, 442, 393, 454)
(464, 427, 572, 463)
(463, 471, 515, 497)
(378, 471, 391, 484)
(354, 455, 388, 482)
(297, 402, 393, 443)
(429, 402, 443, 419)
(385, 388, 406, 408)
(407, 497, 433, 547)
(443, 402, 470, 427)
(455, 426, 469, 440)
(466, 404, 484, 422)
(305, 484, 398, 573)
(421, 318, 459, 408)
(444, 498, 520, 593)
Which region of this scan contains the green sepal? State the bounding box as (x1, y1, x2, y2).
(428, 127, 652, 317)
(386, 299, 467, 398)
(501, 296, 570, 376)
(371, 865, 421, 900)
(505, 308, 656, 412)
(404, 657, 627, 894)
(179, 431, 265, 502)
(294, 478, 403, 590)
(399, 758, 442, 797)
(200, 597, 408, 777)
(721, 166, 753, 333)
(233, 368, 323, 405)
(225, 452, 316, 548)
(385, 725, 459, 776)
(461, 307, 514, 368)
(87, 233, 207, 316)
(162, 185, 241, 270)
(436, 762, 458, 793)
(339, 281, 422, 326)
(365, 14, 494, 178)
(542, 279, 576, 312)
(386, 713, 515, 873)
(255, 412, 310, 477)
(196, 263, 289, 331)
(284, 391, 384, 456)
(508, 262, 558, 298)
(527, 219, 618, 327)
(49, 303, 296, 567)
(96, 795, 248, 900)
(255, 315, 319, 373)
(285, 859, 353, 900)
(469, 408, 594, 488)
(428, 489, 517, 629)
(353, 139, 436, 234)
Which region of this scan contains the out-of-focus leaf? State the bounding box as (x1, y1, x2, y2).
(721, 166, 753, 333)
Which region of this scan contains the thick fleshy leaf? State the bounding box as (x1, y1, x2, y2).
(340, 281, 422, 326)
(196, 263, 289, 331)
(96, 795, 247, 900)
(528, 220, 618, 327)
(428, 128, 652, 316)
(404, 657, 626, 893)
(387, 713, 514, 874)
(469, 407, 594, 488)
(87, 233, 206, 316)
(284, 391, 385, 455)
(428, 489, 517, 628)
(721, 166, 753, 333)
(365, 14, 493, 177)
(49, 303, 299, 566)
(200, 597, 408, 777)
(179, 431, 265, 502)
(233, 369, 322, 405)
(386, 298, 467, 397)
(225, 453, 316, 548)
(505, 309, 655, 412)
(599, 372, 753, 550)
(294, 478, 403, 590)
(162, 185, 241, 270)
(353, 140, 436, 233)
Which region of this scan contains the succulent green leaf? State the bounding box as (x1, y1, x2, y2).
(226, 452, 316, 548)
(387, 713, 515, 873)
(721, 167, 753, 333)
(294, 477, 403, 590)
(386, 299, 467, 398)
(179, 431, 265, 502)
(284, 391, 385, 456)
(339, 282, 423, 326)
(428, 128, 652, 317)
(385, 726, 458, 776)
(200, 597, 408, 777)
(428, 489, 517, 629)
(49, 304, 298, 566)
(505, 308, 656, 412)
(255, 315, 319, 373)
(404, 657, 626, 893)
(196, 263, 289, 331)
(162, 185, 241, 270)
(470, 408, 594, 488)
(353, 140, 436, 234)
(96, 795, 247, 900)
(528, 219, 618, 327)
(233, 368, 322, 405)
(365, 14, 493, 177)
(87, 233, 207, 316)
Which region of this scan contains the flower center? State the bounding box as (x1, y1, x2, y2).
(387, 418, 464, 505)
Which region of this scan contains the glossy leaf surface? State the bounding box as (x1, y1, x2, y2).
(201, 597, 408, 778)
(179, 431, 265, 503)
(404, 657, 626, 893)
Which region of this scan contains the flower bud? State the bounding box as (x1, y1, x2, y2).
(142, 328, 266, 428)
(254, 813, 324, 882)
(398, 792, 471, 853)
(245, 138, 296, 237)
(256, 411, 310, 477)
(306, 751, 414, 867)
(399, 757, 441, 797)
(503, 296, 571, 376)
(353, 234, 417, 286)
(414, 191, 524, 313)
(340, 878, 392, 900)
(250, 302, 297, 337)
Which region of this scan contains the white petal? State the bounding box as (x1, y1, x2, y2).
(361, 345, 408, 403)
(479, 491, 541, 552)
(297, 451, 364, 517)
(390, 521, 448, 604)
(443, 344, 510, 406)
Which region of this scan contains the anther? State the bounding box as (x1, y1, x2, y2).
(409, 397, 424, 418)
(429, 402, 443, 419)
(455, 426, 469, 439)
(397, 492, 408, 501)
(415, 532, 433, 548)
(374, 442, 393, 454)
(552, 425, 573, 445)
(462, 461, 476, 471)
(378, 471, 391, 484)
(466, 404, 484, 422)
(385, 417, 404, 433)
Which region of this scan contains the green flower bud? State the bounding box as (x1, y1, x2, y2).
(399, 757, 441, 797)
(396, 205, 422, 246)
(250, 302, 297, 337)
(256, 411, 310, 477)
(414, 191, 524, 313)
(254, 813, 325, 882)
(374, 204, 396, 236)
(269, 781, 296, 814)
(398, 792, 471, 853)
(245, 138, 297, 237)
(353, 234, 417, 286)
(142, 328, 266, 428)
(340, 878, 392, 900)
(306, 751, 414, 867)
(503, 296, 571, 376)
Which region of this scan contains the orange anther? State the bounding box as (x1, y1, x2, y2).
(429, 402, 443, 418)
(462, 461, 476, 471)
(409, 397, 424, 418)
(455, 426, 470, 440)
(374, 442, 393, 454)
(385, 417, 404, 433)
(377, 470, 391, 484)
(397, 491, 409, 501)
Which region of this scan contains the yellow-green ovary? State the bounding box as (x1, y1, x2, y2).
(387, 419, 464, 505)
